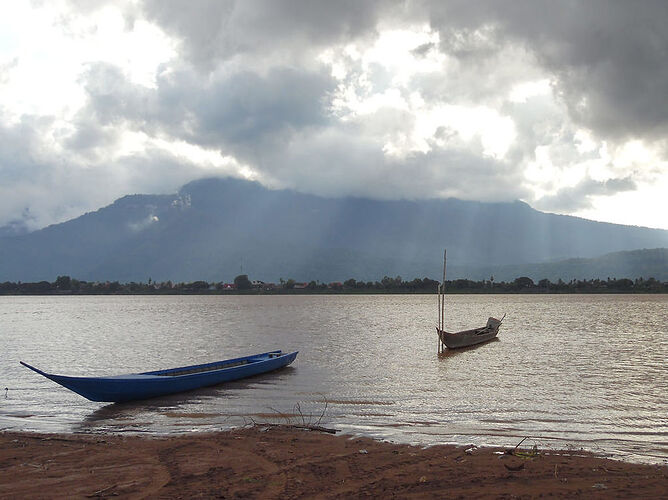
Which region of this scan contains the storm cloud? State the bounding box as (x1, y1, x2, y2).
(0, 0, 667, 230)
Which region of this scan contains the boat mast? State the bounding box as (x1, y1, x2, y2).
(437, 282, 441, 330)
(442, 249, 447, 331)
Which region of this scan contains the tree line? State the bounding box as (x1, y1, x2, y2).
(0, 274, 666, 294)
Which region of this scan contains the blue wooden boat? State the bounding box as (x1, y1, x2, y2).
(21, 350, 298, 403)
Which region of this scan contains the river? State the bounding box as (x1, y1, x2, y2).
(1, 294, 666, 464)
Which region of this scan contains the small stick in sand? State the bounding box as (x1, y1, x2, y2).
(86, 484, 117, 497)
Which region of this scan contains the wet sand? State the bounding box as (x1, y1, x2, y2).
(1, 426, 666, 498)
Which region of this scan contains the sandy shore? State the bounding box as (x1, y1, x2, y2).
(1, 426, 666, 499)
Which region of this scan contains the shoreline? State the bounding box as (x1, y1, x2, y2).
(2, 426, 666, 498)
(2, 289, 667, 295)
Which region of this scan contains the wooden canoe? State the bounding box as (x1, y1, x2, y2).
(437, 317, 503, 349)
(21, 350, 297, 403)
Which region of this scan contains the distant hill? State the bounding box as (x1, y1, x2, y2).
(466, 248, 668, 282)
(1, 177, 667, 283)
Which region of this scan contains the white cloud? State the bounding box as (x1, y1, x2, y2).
(508, 79, 551, 103)
(575, 175, 668, 230)
(0, 2, 174, 122)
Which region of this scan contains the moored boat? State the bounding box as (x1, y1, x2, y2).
(437, 317, 503, 349)
(21, 350, 298, 403)
(436, 249, 504, 351)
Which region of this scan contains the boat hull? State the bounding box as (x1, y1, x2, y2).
(437, 326, 499, 349)
(21, 350, 297, 403)
(436, 328, 499, 349)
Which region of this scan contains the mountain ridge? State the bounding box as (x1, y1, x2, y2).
(1, 176, 667, 282)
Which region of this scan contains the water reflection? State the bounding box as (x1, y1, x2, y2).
(77, 366, 300, 433)
(437, 338, 501, 358)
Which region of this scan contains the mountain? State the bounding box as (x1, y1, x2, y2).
(1, 177, 667, 283)
(467, 248, 668, 282)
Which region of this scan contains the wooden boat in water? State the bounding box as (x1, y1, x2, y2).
(21, 350, 298, 403)
(437, 317, 503, 349)
(436, 249, 504, 351)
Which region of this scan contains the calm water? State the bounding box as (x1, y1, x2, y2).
(1, 294, 666, 464)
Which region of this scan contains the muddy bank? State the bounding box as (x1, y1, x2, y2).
(1, 427, 666, 498)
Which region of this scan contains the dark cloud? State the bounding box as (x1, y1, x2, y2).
(137, 0, 668, 144)
(0, 108, 211, 230)
(78, 2, 668, 156)
(3, 0, 667, 229)
(232, 123, 530, 202)
(77, 63, 156, 127)
(189, 67, 335, 150)
(535, 175, 637, 212)
(64, 116, 122, 159)
(423, 0, 668, 141)
(411, 42, 436, 57)
(0, 115, 81, 229)
(73, 61, 335, 163)
(72, 58, 527, 203)
(141, 0, 399, 68)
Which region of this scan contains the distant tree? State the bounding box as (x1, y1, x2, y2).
(453, 279, 476, 289)
(234, 274, 252, 290)
(613, 278, 634, 290)
(538, 278, 551, 289)
(421, 278, 439, 290)
(19, 281, 52, 293)
(0, 282, 19, 293)
(514, 276, 535, 288)
(55, 275, 72, 290)
(381, 275, 402, 289)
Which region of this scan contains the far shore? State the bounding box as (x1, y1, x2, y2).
(1, 426, 666, 498)
(2, 287, 667, 295)
(2, 274, 666, 295)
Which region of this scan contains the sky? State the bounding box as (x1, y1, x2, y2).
(1, 0, 667, 232)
